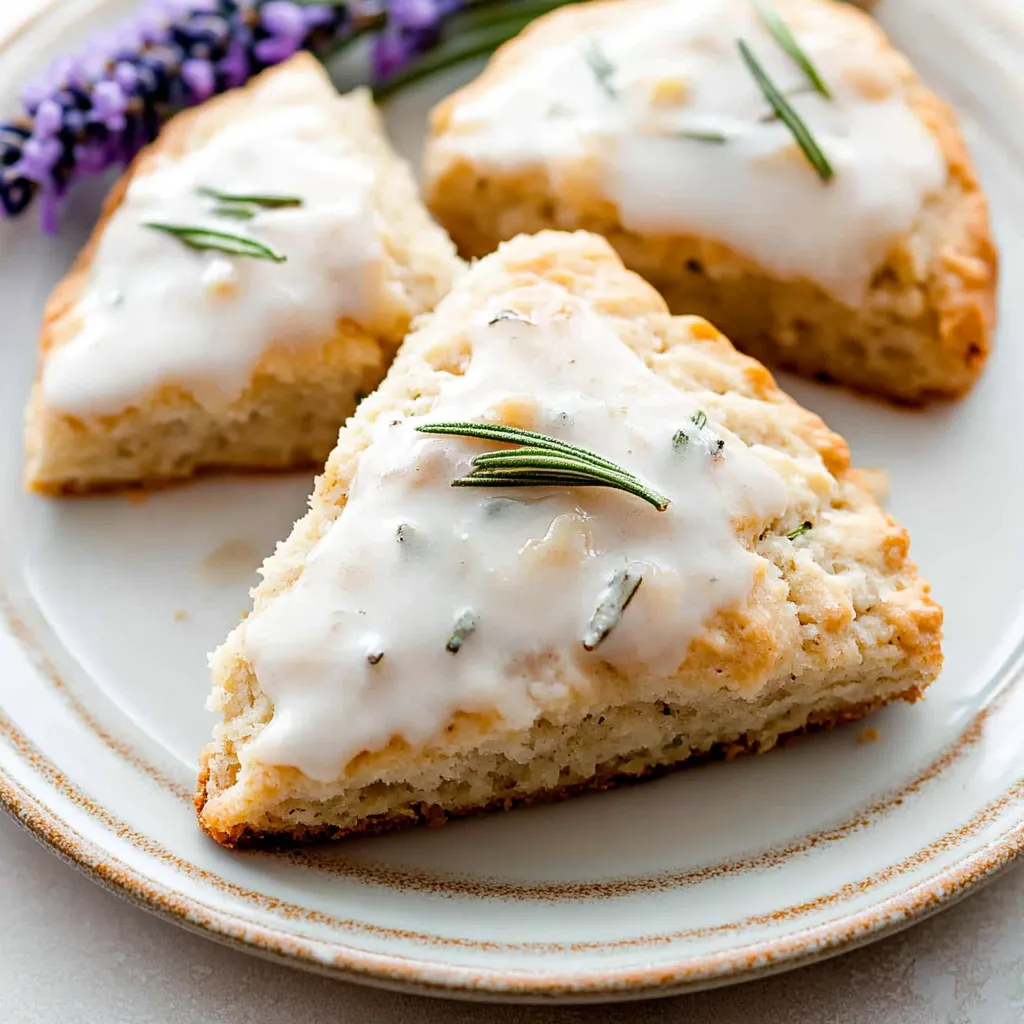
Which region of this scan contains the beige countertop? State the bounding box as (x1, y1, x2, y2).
(2, 811, 1022, 1022)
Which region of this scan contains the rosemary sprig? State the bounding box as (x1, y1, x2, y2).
(211, 204, 256, 221)
(787, 521, 812, 540)
(673, 409, 725, 455)
(738, 39, 834, 182)
(196, 187, 303, 208)
(446, 610, 478, 654)
(583, 41, 617, 98)
(754, 0, 831, 98)
(417, 422, 623, 471)
(676, 129, 729, 144)
(415, 422, 669, 511)
(583, 565, 644, 651)
(144, 222, 287, 262)
(373, 2, 584, 100)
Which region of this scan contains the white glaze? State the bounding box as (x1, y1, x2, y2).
(242, 288, 788, 781)
(437, 0, 946, 304)
(42, 104, 385, 415)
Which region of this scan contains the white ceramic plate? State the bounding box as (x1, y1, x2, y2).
(2, 0, 1024, 1003)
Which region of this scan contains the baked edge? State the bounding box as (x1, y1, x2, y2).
(423, 0, 998, 404)
(195, 685, 921, 848)
(25, 54, 463, 494)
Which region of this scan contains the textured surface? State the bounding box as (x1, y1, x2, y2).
(24, 54, 462, 493)
(198, 230, 940, 845)
(3, 810, 1024, 1022)
(424, 0, 997, 403)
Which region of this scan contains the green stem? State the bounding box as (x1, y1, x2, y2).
(416, 422, 624, 473)
(738, 39, 834, 182)
(374, 5, 578, 99)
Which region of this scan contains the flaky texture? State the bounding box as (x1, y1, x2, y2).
(24, 54, 462, 494)
(196, 231, 942, 847)
(424, 0, 996, 404)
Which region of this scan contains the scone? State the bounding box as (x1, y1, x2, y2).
(423, 0, 996, 403)
(25, 53, 462, 494)
(196, 230, 942, 847)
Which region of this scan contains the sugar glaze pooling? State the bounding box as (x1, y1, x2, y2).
(436, 0, 945, 304)
(42, 78, 385, 416)
(242, 288, 788, 781)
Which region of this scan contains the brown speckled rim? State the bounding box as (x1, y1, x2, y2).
(3, 702, 1024, 1000)
(3, 581, 1017, 906)
(4, 586, 1024, 1000)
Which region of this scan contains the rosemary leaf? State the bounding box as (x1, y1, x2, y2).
(676, 129, 729, 144)
(144, 222, 287, 262)
(583, 565, 644, 651)
(417, 422, 623, 473)
(417, 422, 669, 511)
(196, 186, 303, 208)
(446, 609, 478, 654)
(453, 471, 611, 489)
(758, 85, 818, 123)
(583, 40, 617, 98)
(738, 39, 834, 182)
(470, 450, 659, 498)
(211, 204, 256, 220)
(755, 0, 832, 99)
(673, 410, 724, 456)
(367, 648, 384, 666)
(787, 521, 812, 540)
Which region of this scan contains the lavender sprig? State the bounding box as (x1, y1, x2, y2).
(2, 0, 576, 233)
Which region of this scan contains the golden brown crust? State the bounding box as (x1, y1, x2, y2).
(424, 0, 997, 404)
(197, 685, 921, 848)
(26, 54, 462, 493)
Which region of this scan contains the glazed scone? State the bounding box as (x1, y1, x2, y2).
(196, 230, 942, 847)
(424, 0, 996, 403)
(25, 53, 462, 494)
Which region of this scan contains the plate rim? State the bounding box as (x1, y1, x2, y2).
(2, 0, 1024, 1004)
(2, 702, 1023, 1001)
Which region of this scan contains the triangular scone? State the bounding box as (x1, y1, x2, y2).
(197, 230, 942, 847)
(423, 0, 996, 403)
(25, 54, 462, 494)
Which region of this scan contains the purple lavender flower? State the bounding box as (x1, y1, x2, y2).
(0, 0, 558, 231)
(0, 0, 360, 227)
(372, 0, 460, 79)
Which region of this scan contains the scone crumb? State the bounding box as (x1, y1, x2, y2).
(858, 726, 881, 745)
(201, 258, 241, 301)
(173, 608, 189, 622)
(487, 395, 539, 431)
(842, 64, 894, 101)
(688, 319, 720, 342)
(650, 75, 688, 107)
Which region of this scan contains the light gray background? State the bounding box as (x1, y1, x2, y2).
(2, 812, 1022, 1022)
